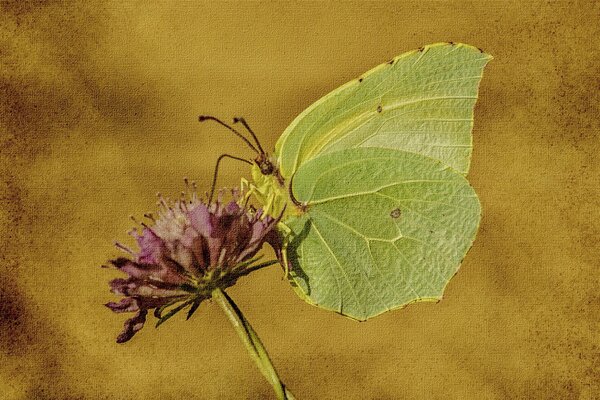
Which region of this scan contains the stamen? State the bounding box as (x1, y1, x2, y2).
(192, 181, 198, 202)
(157, 193, 169, 211)
(115, 241, 135, 255)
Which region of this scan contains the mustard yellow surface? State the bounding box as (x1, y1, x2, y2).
(1, 2, 598, 399)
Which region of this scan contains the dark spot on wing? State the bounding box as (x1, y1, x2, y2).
(418, 46, 424, 52)
(358, 77, 363, 83)
(390, 208, 401, 219)
(388, 59, 394, 65)
(478, 47, 485, 53)
(377, 105, 383, 113)
(448, 41, 455, 45)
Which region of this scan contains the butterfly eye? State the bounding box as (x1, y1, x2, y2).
(259, 160, 274, 175)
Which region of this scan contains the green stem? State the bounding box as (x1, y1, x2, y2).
(212, 288, 295, 400)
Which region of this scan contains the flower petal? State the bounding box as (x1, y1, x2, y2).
(133, 228, 164, 264)
(238, 217, 279, 261)
(116, 309, 148, 343)
(109, 257, 188, 285)
(108, 277, 189, 298)
(188, 203, 212, 237)
(224, 200, 240, 214)
(105, 297, 139, 313)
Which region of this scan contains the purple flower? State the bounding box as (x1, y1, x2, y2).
(105, 189, 281, 343)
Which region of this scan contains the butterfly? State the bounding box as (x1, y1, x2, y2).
(200, 42, 492, 321)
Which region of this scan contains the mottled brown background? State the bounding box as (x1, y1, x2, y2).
(1, 1, 598, 399)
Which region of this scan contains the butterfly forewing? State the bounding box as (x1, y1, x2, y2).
(275, 43, 492, 178)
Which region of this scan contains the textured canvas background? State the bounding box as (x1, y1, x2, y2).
(1, 1, 598, 399)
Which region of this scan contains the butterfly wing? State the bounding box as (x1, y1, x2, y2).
(275, 43, 492, 178)
(251, 43, 491, 318)
(285, 147, 481, 319)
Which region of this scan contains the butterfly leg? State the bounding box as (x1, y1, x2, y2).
(241, 177, 268, 213)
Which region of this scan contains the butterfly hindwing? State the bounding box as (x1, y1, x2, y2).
(285, 147, 481, 320)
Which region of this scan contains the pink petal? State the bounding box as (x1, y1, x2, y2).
(116, 309, 148, 343)
(129, 228, 164, 264)
(188, 204, 212, 237)
(105, 297, 139, 313)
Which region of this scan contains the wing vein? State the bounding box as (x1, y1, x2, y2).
(314, 211, 392, 312)
(310, 219, 365, 318)
(308, 179, 453, 205)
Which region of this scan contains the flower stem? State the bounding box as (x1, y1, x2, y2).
(212, 288, 295, 400)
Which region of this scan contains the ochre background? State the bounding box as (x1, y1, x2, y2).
(1, 1, 598, 399)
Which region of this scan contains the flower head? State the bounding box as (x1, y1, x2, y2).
(104, 186, 281, 343)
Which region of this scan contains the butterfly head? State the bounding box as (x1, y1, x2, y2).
(256, 153, 275, 175)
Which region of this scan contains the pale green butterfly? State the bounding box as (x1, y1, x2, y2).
(202, 42, 492, 320)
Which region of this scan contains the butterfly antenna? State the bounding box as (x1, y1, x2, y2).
(198, 115, 260, 155)
(209, 153, 252, 203)
(233, 117, 266, 156)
